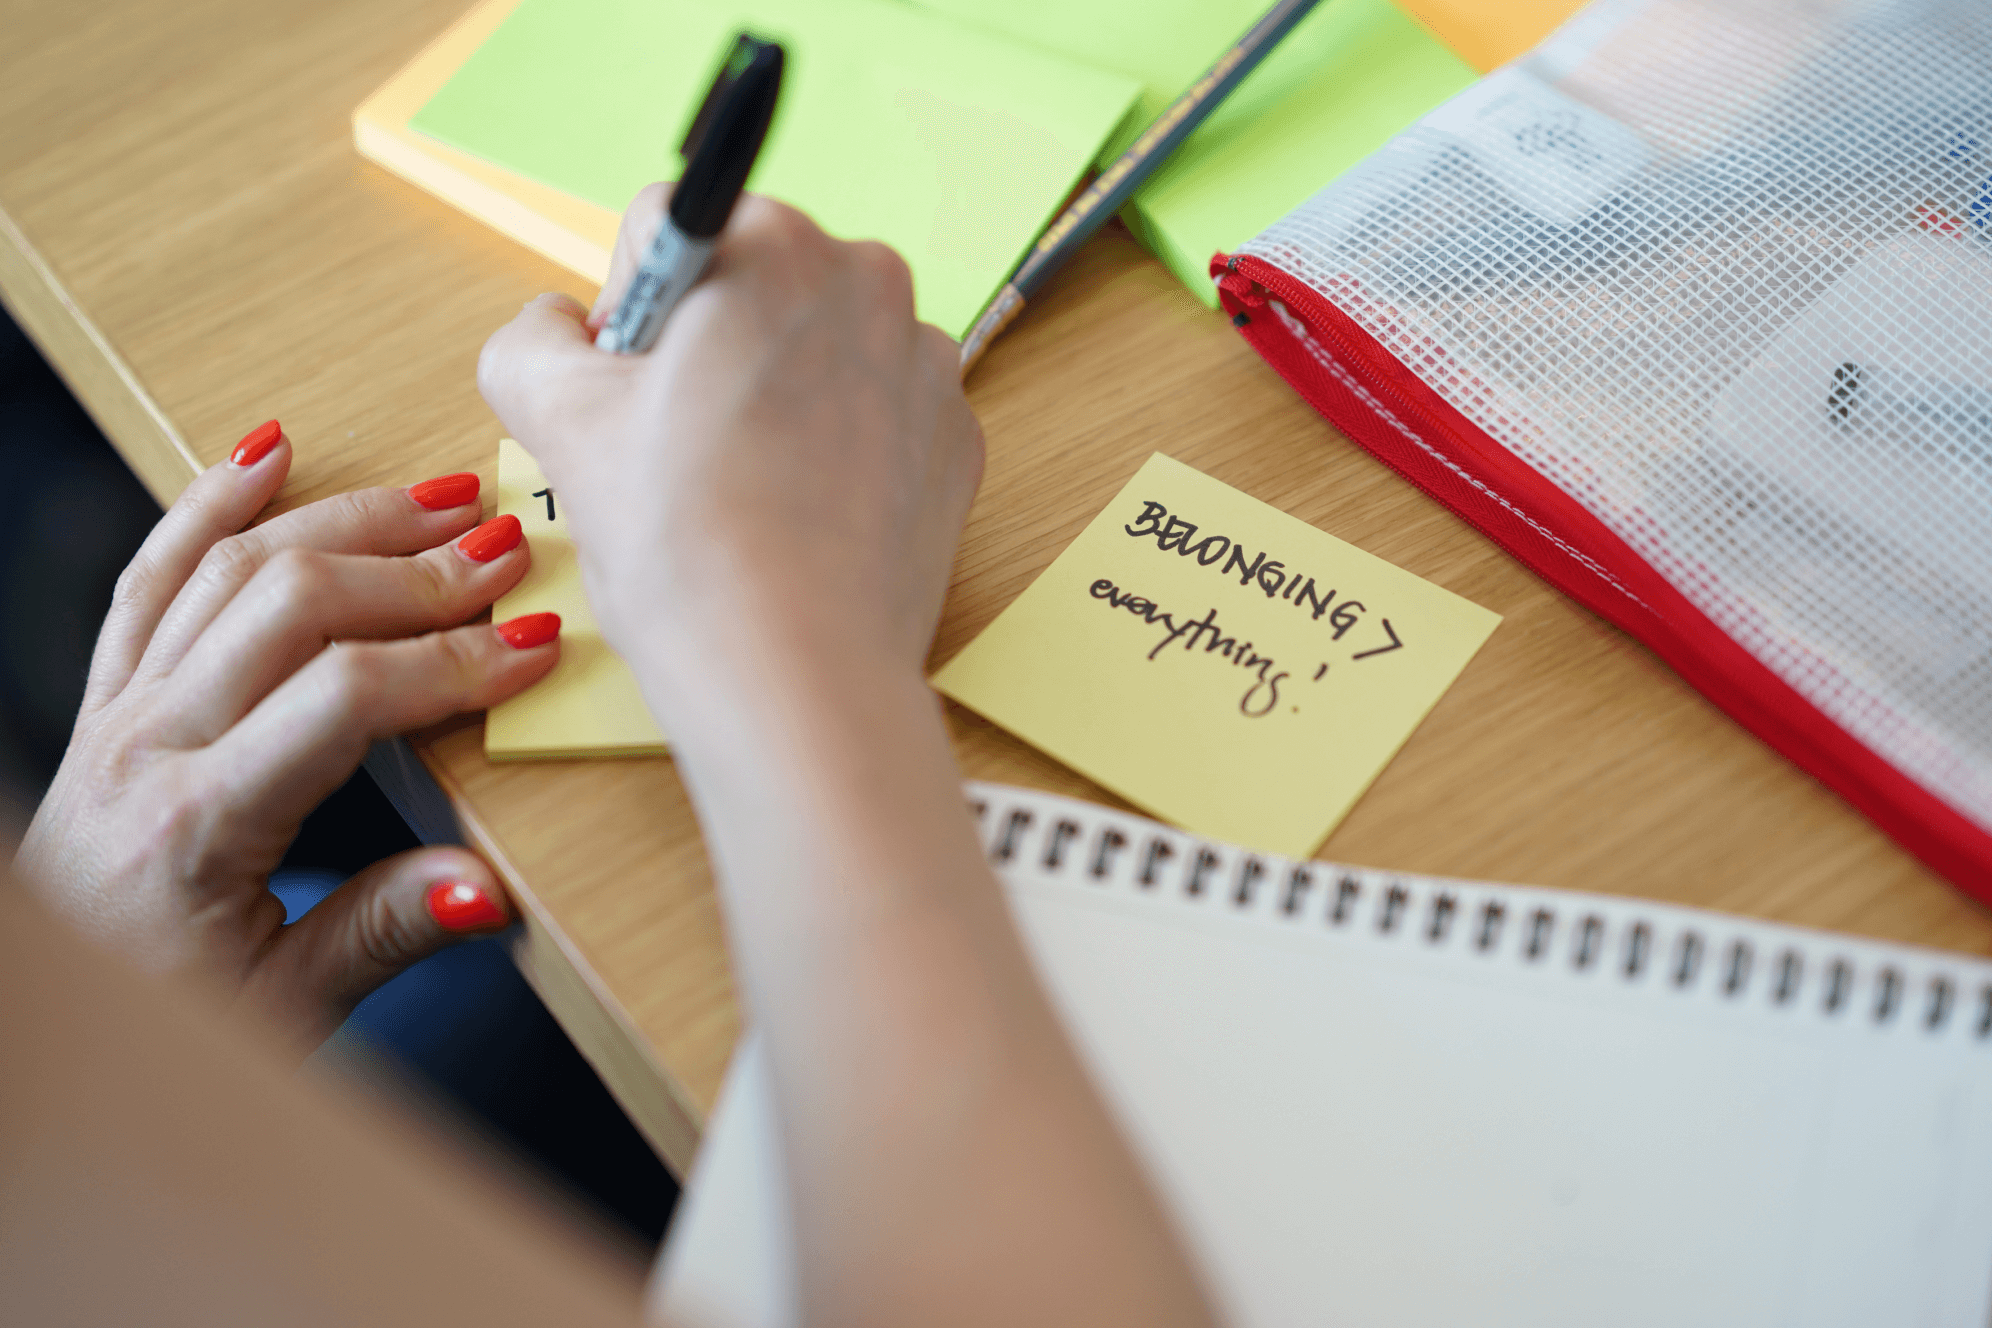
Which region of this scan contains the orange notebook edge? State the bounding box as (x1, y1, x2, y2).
(1391, 0, 1591, 73)
(352, 0, 619, 284)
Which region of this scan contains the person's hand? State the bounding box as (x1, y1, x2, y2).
(13, 424, 561, 1054)
(486, 194, 1221, 1328)
(475, 186, 983, 711)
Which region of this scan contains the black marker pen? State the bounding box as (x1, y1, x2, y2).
(594, 34, 784, 355)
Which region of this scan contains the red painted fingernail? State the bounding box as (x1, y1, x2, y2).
(408, 472, 480, 511)
(230, 419, 284, 467)
(426, 881, 509, 933)
(457, 514, 522, 562)
(497, 612, 561, 649)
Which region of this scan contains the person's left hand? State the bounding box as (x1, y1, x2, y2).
(13, 422, 561, 1054)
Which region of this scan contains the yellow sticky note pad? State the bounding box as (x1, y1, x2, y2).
(931, 454, 1501, 856)
(485, 438, 666, 760)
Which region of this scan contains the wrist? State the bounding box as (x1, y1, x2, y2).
(627, 600, 929, 748)
(649, 618, 963, 891)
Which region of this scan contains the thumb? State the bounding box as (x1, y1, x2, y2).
(249, 847, 515, 1051)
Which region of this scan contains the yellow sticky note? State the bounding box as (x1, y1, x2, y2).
(485, 438, 666, 760)
(931, 454, 1501, 856)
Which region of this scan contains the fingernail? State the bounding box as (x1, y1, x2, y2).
(408, 472, 480, 511)
(426, 881, 508, 933)
(457, 514, 522, 562)
(230, 419, 284, 467)
(497, 611, 561, 649)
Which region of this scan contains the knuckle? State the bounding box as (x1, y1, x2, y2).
(405, 550, 462, 617)
(351, 883, 430, 973)
(854, 239, 909, 279)
(196, 533, 265, 595)
(261, 546, 333, 612)
(773, 201, 819, 244)
(341, 486, 416, 546)
(109, 558, 159, 614)
(478, 324, 563, 429)
(743, 196, 819, 252)
(320, 485, 400, 535)
(617, 186, 669, 262)
(859, 242, 914, 295)
(322, 641, 388, 716)
(430, 626, 487, 693)
(121, 783, 215, 881)
(74, 729, 155, 805)
(475, 327, 513, 407)
(844, 242, 916, 332)
(920, 323, 958, 368)
(156, 473, 228, 535)
(632, 180, 671, 215)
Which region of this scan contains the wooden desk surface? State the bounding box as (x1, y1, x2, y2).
(9, 0, 1992, 1176)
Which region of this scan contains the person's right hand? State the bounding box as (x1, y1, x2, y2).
(484, 192, 1221, 1328)
(474, 186, 983, 713)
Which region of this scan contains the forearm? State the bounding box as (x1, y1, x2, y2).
(482, 183, 1210, 1325)
(651, 631, 1216, 1328)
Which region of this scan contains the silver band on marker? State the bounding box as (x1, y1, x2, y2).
(595, 225, 718, 355)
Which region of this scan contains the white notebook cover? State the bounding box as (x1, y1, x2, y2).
(654, 783, 1992, 1327)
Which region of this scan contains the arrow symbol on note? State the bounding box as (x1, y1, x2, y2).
(1351, 618, 1403, 661)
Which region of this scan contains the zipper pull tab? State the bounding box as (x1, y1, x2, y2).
(1213, 254, 1269, 316)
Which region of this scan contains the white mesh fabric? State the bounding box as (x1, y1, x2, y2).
(1241, 0, 1992, 835)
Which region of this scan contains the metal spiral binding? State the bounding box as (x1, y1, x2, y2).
(967, 790, 1992, 1041)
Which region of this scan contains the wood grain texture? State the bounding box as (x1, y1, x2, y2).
(0, 208, 199, 505)
(7, 0, 1991, 1178)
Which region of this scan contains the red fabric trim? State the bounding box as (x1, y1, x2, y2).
(1213, 252, 1992, 902)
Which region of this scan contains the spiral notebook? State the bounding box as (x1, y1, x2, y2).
(655, 783, 1992, 1328)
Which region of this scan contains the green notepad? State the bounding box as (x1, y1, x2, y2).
(908, 0, 1477, 304)
(409, 0, 1140, 339)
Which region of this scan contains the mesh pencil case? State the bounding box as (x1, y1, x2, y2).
(1215, 0, 1992, 898)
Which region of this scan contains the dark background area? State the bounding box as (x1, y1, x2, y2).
(0, 304, 675, 1248)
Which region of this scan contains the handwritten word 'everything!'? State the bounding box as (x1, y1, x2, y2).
(1089, 580, 1295, 716)
(1123, 500, 1378, 640)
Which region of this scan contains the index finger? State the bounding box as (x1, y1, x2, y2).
(81, 422, 291, 720)
(476, 292, 610, 449)
(587, 181, 671, 330)
(128, 479, 489, 693)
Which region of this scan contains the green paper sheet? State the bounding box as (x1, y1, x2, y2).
(907, 0, 1478, 304)
(411, 0, 1141, 338)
